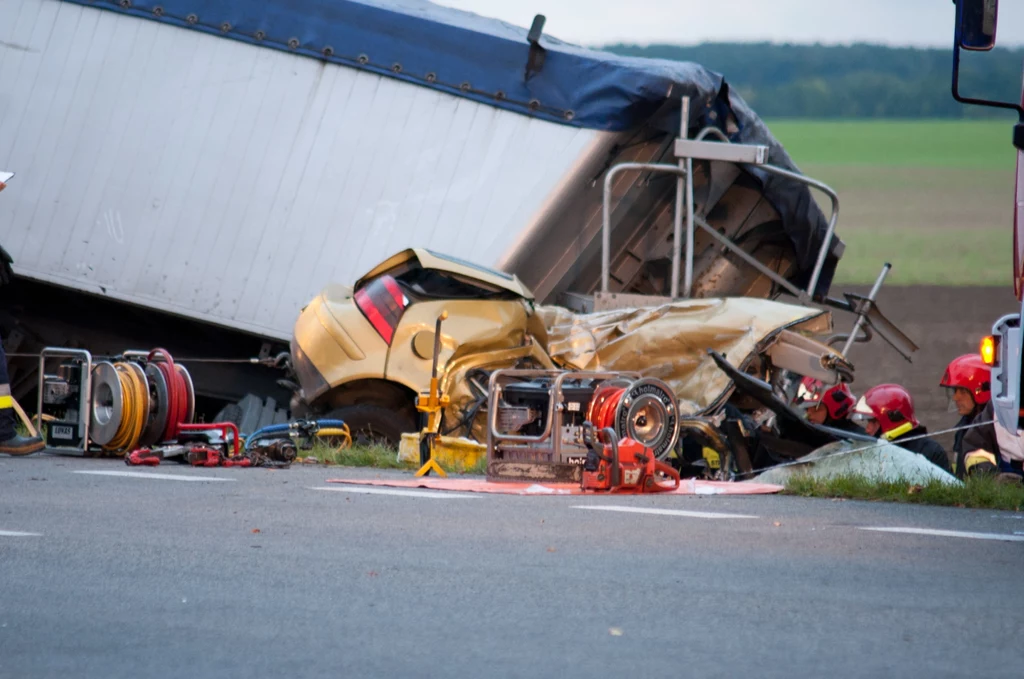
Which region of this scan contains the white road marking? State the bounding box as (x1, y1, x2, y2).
(0, 530, 42, 537)
(572, 505, 759, 519)
(73, 470, 234, 482)
(310, 486, 479, 499)
(860, 527, 1024, 543)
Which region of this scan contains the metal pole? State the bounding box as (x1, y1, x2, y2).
(684, 153, 695, 297)
(602, 169, 612, 294)
(679, 97, 696, 296)
(840, 263, 891, 357)
(36, 353, 44, 442)
(671, 96, 689, 299)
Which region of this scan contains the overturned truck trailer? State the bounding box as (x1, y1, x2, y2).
(0, 0, 843, 418)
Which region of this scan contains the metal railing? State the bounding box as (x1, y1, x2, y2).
(599, 95, 841, 305)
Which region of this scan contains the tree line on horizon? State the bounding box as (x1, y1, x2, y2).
(602, 42, 1024, 118)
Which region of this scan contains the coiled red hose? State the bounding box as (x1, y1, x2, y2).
(587, 384, 626, 432)
(148, 347, 190, 441)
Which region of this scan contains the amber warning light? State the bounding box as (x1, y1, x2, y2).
(981, 335, 998, 366)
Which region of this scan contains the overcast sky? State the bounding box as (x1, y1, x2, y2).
(435, 0, 1024, 48)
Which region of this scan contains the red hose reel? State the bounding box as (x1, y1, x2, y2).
(586, 378, 679, 460)
(146, 348, 194, 442)
(135, 348, 196, 447)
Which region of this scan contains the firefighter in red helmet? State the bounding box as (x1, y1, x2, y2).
(851, 383, 950, 473)
(939, 353, 991, 478)
(793, 377, 864, 435)
(941, 353, 1024, 481)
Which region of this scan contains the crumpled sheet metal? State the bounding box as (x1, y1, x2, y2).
(443, 296, 831, 439)
(534, 297, 830, 414)
(753, 439, 962, 487)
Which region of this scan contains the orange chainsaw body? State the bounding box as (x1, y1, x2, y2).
(581, 428, 680, 494)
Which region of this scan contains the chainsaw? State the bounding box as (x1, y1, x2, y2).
(580, 423, 680, 494)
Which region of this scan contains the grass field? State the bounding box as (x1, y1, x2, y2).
(765, 119, 1016, 285)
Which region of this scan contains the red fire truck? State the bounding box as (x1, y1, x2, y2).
(952, 0, 1024, 431)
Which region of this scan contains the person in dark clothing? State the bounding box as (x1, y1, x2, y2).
(0, 231, 45, 455)
(793, 377, 865, 435)
(851, 383, 951, 474)
(939, 353, 992, 478)
(0, 334, 45, 454)
(959, 400, 1024, 480)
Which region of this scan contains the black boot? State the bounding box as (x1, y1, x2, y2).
(0, 431, 45, 456)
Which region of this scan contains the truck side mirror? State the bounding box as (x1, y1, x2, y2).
(950, 0, 1020, 118)
(959, 0, 999, 51)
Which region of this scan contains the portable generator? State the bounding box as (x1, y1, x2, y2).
(486, 368, 681, 483)
(35, 348, 93, 454)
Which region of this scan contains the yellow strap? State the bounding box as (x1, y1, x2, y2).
(965, 450, 998, 471)
(0, 395, 12, 409)
(882, 422, 915, 441)
(11, 398, 38, 438)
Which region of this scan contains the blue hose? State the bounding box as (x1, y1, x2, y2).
(245, 419, 348, 450)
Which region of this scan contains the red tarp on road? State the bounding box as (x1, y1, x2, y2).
(325, 477, 783, 496)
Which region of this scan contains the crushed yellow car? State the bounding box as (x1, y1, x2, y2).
(289, 248, 849, 448)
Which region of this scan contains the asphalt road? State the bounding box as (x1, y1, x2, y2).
(1, 455, 1022, 678)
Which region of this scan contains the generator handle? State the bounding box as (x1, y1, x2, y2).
(36, 347, 93, 451)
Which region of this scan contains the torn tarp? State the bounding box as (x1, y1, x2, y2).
(753, 439, 962, 487)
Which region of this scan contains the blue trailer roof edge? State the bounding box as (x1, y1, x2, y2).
(60, 0, 731, 131)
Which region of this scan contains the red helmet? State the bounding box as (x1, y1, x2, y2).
(794, 377, 854, 420)
(939, 354, 991, 406)
(852, 384, 919, 435)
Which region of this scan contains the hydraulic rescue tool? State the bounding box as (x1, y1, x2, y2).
(124, 419, 345, 468)
(415, 310, 450, 477)
(580, 423, 680, 494)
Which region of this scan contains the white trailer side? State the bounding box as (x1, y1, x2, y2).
(0, 0, 612, 341)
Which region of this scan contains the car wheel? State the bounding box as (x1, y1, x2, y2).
(325, 404, 416, 449)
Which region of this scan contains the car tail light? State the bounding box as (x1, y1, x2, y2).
(354, 274, 408, 345)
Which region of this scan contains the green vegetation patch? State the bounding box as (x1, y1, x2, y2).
(783, 472, 1024, 511)
(303, 441, 487, 475)
(833, 224, 1009, 286)
(303, 442, 413, 470)
(767, 119, 1016, 169)
(755, 120, 1016, 286)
